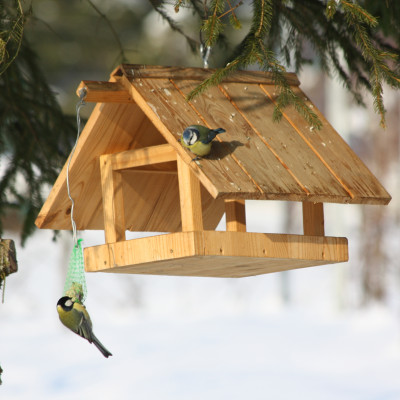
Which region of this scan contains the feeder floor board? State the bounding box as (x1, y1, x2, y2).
(84, 231, 348, 278)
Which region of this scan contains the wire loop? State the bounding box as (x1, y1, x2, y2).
(200, 43, 211, 68)
(199, 31, 211, 69)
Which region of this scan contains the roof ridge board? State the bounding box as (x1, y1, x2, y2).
(115, 64, 300, 86)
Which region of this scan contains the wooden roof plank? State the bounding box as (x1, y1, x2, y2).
(119, 64, 300, 85)
(221, 82, 351, 202)
(124, 75, 262, 198)
(265, 85, 391, 205)
(173, 79, 307, 199)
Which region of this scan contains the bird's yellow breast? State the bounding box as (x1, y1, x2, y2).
(185, 141, 212, 157)
(57, 305, 79, 333)
(57, 302, 91, 334)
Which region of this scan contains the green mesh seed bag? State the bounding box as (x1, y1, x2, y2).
(63, 239, 87, 304)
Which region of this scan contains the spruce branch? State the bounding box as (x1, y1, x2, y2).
(186, 57, 241, 100)
(258, 39, 322, 129)
(225, 0, 242, 29)
(202, 0, 226, 47)
(341, 0, 378, 27)
(0, 0, 25, 75)
(201, 0, 244, 46)
(325, 0, 338, 19)
(340, 0, 400, 126)
(174, 0, 186, 13)
(0, 38, 76, 244)
(281, 0, 400, 126)
(280, 3, 331, 73)
(190, 0, 322, 129)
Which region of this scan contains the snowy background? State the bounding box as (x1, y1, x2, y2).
(1, 200, 400, 399)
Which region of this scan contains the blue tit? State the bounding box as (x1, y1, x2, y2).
(57, 296, 112, 358)
(181, 125, 226, 157)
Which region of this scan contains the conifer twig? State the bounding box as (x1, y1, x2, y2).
(202, 0, 225, 47)
(219, 0, 242, 25)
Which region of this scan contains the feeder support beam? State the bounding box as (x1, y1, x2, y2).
(177, 155, 203, 231)
(109, 143, 176, 170)
(225, 199, 246, 232)
(100, 155, 126, 243)
(76, 80, 133, 103)
(302, 202, 325, 236)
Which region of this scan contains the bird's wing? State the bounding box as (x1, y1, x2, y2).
(201, 129, 219, 144)
(201, 128, 226, 144)
(78, 315, 94, 342)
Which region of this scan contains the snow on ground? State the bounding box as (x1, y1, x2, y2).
(1, 222, 400, 400)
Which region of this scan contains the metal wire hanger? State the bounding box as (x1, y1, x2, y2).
(66, 87, 87, 247)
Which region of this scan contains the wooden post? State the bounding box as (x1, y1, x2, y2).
(225, 199, 246, 232)
(302, 202, 325, 236)
(177, 155, 203, 231)
(100, 155, 126, 243)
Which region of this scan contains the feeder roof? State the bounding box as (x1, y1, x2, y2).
(35, 64, 391, 233)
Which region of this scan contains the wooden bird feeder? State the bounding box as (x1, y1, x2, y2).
(35, 64, 391, 277)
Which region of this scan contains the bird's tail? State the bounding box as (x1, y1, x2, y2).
(91, 333, 112, 358)
(205, 128, 226, 144)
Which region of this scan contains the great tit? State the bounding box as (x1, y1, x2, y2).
(57, 296, 112, 358)
(181, 125, 226, 157)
